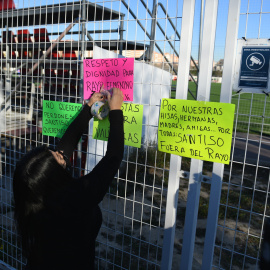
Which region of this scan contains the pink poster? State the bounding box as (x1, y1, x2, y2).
(83, 58, 134, 101)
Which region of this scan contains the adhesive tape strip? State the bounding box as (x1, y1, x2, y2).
(91, 101, 110, 120)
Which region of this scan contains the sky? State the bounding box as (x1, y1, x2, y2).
(11, 0, 270, 62)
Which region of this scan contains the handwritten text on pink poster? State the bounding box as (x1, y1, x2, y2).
(83, 58, 134, 101)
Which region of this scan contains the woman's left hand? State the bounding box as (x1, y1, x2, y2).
(87, 88, 105, 107)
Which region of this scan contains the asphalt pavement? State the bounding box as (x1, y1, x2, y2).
(232, 132, 270, 167)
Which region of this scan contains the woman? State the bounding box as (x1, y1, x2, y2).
(13, 88, 124, 270)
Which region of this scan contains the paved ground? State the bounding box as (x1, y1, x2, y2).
(232, 132, 270, 167)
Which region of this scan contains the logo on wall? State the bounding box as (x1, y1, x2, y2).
(246, 53, 265, 71)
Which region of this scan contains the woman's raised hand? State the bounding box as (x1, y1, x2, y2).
(87, 85, 105, 107)
(87, 86, 123, 110)
(105, 88, 123, 111)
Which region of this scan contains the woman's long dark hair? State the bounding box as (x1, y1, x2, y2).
(13, 146, 72, 259)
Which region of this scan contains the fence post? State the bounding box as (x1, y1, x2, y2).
(179, 0, 219, 269)
(201, 0, 241, 269)
(161, 0, 196, 269)
(149, 0, 157, 62)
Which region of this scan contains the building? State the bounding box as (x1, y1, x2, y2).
(213, 59, 224, 71)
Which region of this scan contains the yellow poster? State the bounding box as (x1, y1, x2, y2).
(158, 99, 235, 164)
(93, 103, 143, 148)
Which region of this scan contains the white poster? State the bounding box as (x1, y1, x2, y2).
(86, 46, 172, 171)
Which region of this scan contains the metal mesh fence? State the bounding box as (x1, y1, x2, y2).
(0, 0, 181, 269)
(169, 1, 270, 269)
(1, 0, 270, 270)
(210, 1, 270, 269)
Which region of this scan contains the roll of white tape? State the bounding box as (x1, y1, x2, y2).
(91, 101, 110, 120)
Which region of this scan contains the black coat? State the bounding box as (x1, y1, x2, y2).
(26, 106, 124, 270)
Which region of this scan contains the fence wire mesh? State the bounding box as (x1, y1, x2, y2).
(0, 0, 270, 270)
(210, 1, 270, 269)
(0, 0, 181, 269)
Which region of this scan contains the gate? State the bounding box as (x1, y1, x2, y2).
(0, 0, 269, 269)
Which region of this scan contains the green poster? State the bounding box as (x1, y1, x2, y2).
(93, 103, 143, 148)
(158, 99, 235, 164)
(42, 100, 82, 138)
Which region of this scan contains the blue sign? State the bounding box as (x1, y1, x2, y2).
(239, 47, 270, 88)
